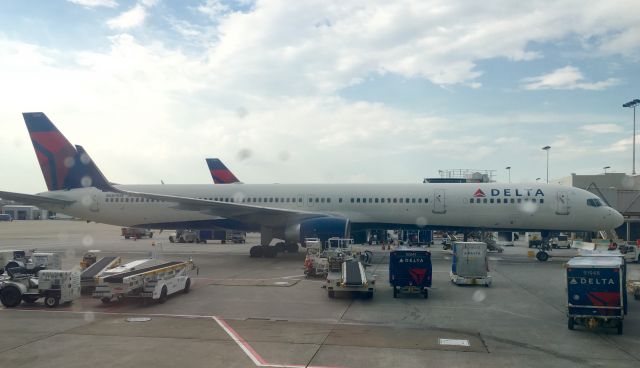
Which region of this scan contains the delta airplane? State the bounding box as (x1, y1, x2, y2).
(0, 113, 624, 258)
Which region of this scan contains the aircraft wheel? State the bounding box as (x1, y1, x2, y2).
(536, 251, 549, 262)
(249, 246, 263, 258)
(264, 246, 277, 258)
(423, 289, 429, 299)
(328, 290, 335, 298)
(617, 320, 623, 335)
(392, 286, 398, 298)
(275, 242, 285, 253)
(285, 243, 299, 253)
(568, 317, 575, 330)
(101, 297, 112, 304)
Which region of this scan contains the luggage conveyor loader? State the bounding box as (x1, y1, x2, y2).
(93, 259, 196, 304)
(80, 255, 122, 293)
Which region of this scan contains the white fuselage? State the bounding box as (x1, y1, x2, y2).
(38, 183, 622, 232)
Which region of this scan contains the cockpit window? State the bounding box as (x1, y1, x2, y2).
(586, 198, 603, 207)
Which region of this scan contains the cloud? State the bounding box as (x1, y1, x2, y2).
(67, 0, 117, 8)
(522, 66, 620, 91)
(197, 0, 231, 19)
(581, 124, 624, 134)
(107, 4, 147, 30)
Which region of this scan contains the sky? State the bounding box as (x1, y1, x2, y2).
(0, 0, 639, 193)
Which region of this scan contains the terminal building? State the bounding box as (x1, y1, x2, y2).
(1, 204, 49, 220)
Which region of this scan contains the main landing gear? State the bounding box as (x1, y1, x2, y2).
(249, 242, 299, 258)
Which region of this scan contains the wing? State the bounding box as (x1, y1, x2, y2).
(111, 187, 330, 227)
(0, 191, 75, 207)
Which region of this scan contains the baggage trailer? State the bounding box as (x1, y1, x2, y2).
(389, 247, 432, 298)
(326, 259, 374, 299)
(93, 259, 195, 304)
(0, 269, 80, 308)
(566, 256, 627, 334)
(450, 242, 492, 286)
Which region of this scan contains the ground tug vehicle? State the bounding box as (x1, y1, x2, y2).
(0, 268, 80, 308)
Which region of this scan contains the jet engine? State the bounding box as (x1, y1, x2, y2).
(284, 217, 350, 244)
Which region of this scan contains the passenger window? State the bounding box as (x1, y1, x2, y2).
(327, 198, 331, 203)
(406, 198, 410, 203)
(275, 198, 279, 203)
(339, 198, 342, 203)
(412, 198, 416, 203)
(351, 198, 354, 203)
(399, 198, 404, 203)
(418, 198, 422, 203)
(375, 198, 379, 203)
(357, 198, 361, 203)
(540, 198, 544, 204)
(320, 198, 325, 203)
(393, 198, 397, 203)
(532, 198, 536, 203)
(368, 198, 372, 203)
(490, 198, 494, 203)
(483, 198, 487, 203)
(470, 198, 474, 203)
(425, 198, 429, 203)
(315, 198, 319, 203)
(510, 198, 515, 203)
(517, 198, 522, 203)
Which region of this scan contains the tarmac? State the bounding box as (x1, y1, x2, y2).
(0, 220, 639, 368)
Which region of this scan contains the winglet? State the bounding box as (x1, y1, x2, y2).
(206, 158, 241, 184)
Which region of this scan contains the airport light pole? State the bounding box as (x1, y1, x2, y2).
(505, 166, 511, 183)
(542, 146, 551, 183)
(603, 166, 610, 174)
(623, 99, 640, 175)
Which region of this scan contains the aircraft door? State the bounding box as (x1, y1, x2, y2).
(90, 195, 99, 213)
(307, 194, 315, 208)
(556, 191, 569, 215)
(432, 189, 446, 214)
(297, 194, 304, 208)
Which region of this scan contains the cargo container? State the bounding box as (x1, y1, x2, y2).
(389, 247, 432, 298)
(566, 256, 627, 334)
(450, 242, 491, 286)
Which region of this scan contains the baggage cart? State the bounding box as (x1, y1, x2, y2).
(566, 256, 627, 334)
(450, 242, 492, 286)
(389, 247, 432, 298)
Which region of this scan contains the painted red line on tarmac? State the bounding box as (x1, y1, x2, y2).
(212, 316, 343, 368)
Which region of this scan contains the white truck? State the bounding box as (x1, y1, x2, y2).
(0, 269, 80, 308)
(93, 259, 195, 304)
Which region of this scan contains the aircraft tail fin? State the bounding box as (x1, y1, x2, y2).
(23, 112, 78, 191)
(206, 158, 241, 184)
(23, 113, 113, 191)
